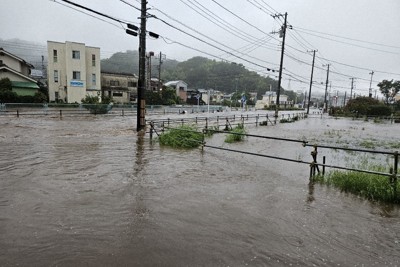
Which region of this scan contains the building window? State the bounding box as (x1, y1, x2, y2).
(128, 81, 137, 87)
(54, 70, 59, 83)
(113, 92, 123, 97)
(92, 74, 96, 85)
(92, 54, 96, 66)
(73, 71, 81, 80)
(110, 80, 120, 86)
(179, 86, 185, 91)
(53, 50, 58, 62)
(72, 50, 80, 59)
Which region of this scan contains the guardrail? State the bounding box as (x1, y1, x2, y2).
(149, 124, 399, 197)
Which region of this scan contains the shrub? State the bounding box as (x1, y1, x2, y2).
(366, 105, 392, 116)
(159, 125, 203, 148)
(225, 123, 246, 143)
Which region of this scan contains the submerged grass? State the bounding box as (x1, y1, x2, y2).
(225, 123, 246, 143)
(158, 125, 203, 148)
(315, 165, 400, 203)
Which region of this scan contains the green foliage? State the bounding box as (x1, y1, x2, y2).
(317, 170, 399, 203)
(344, 96, 379, 115)
(225, 123, 246, 143)
(378, 79, 400, 104)
(0, 77, 12, 91)
(81, 95, 112, 114)
(0, 90, 18, 103)
(145, 87, 180, 105)
(367, 105, 392, 116)
(159, 125, 203, 148)
(101, 51, 305, 104)
(33, 92, 47, 103)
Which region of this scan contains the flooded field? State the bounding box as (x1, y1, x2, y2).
(0, 112, 399, 266)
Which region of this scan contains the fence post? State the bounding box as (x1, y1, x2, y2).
(256, 115, 259, 127)
(310, 145, 320, 178)
(17, 109, 19, 118)
(392, 151, 398, 190)
(205, 117, 208, 130)
(122, 109, 125, 116)
(149, 121, 154, 139)
(195, 117, 198, 124)
(322, 156, 326, 175)
(181, 119, 184, 126)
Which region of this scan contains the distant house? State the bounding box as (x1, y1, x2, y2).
(186, 88, 202, 105)
(0, 48, 39, 96)
(164, 80, 188, 102)
(47, 41, 101, 103)
(197, 88, 223, 104)
(101, 72, 138, 103)
(255, 91, 292, 110)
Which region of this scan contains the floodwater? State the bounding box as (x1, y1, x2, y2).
(0, 111, 399, 266)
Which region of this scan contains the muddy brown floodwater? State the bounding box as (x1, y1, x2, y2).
(0, 112, 399, 266)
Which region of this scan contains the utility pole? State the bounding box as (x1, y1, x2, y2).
(307, 50, 317, 114)
(369, 71, 374, 98)
(137, 0, 147, 131)
(350, 78, 354, 101)
(273, 12, 288, 122)
(343, 91, 347, 106)
(157, 52, 166, 91)
(323, 64, 330, 113)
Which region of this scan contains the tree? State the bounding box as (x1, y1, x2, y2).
(0, 77, 12, 91)
(0, 77, 17, 103)
(377, 79, 400, 104)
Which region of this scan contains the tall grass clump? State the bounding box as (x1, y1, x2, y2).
(315, 167, 399, 203)
(225, 123, 246, 143)
(158, 125, 203, 148)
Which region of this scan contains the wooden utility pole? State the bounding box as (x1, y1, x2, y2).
(369, 71, 374, 98)
(324, 64, 330, 113)
(307, 50, 317, 114)
(137, 0, 147, 131)
(273, 12, 288, 122)
(350, 78, 354, 101)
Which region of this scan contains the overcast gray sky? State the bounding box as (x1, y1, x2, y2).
(1, 0, 400, 96)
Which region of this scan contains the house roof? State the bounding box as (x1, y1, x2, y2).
(0, 65, 38, 83)
(164, 80, 187, 86)
(11, 81, 39, 89)
(0, 48, 34, 69)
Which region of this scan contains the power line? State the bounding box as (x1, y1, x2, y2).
(150, 14, 278, 72)
(295, 28, 400, 55)
(295, 26, 400, 50)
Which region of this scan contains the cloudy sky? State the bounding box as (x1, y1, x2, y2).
(1, 0, 400, 96)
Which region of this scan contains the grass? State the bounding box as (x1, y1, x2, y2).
(158, 125, 203, 148)
(314, 164, 399, 203)
(225, 123, 246, 143)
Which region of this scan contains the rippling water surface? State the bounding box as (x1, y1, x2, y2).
(0, 113, 399, 266)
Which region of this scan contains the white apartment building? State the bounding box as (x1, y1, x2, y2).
(47, 41, 101, 103)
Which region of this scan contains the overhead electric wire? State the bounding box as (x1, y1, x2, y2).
(182, 0, 272, 45)
(57, 0, 131, 25)
(295, 26, 400, 50)
(245, 0, 274, 16)
(210, 0, 277, 39)
(150, 14, 278, 71)
(295, 28, 399, 55)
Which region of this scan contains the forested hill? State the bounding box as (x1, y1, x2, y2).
(101, 51, 297, 99)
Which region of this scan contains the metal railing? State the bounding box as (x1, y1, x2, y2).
(149, 123, 399, 191)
